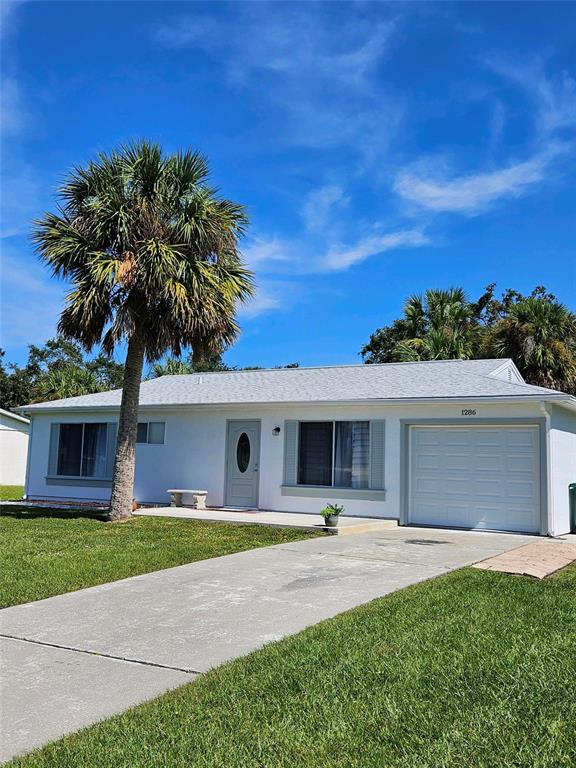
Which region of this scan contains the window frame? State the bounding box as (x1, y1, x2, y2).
(55, 422, 109, 479)
(297, 420, 370, 490)
(136, 421, 166, 445)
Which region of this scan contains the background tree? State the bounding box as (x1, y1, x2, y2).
(34, 142, 253, 521)
(362, 288, 480, 363)
(149, 355, 299, 378)
(485, 297, 576, 392)
(360, 284, 576, 394)
(33, 365, 106, 402)
(0, 338, 124, 409)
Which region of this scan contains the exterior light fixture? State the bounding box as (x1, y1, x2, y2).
(272, 426, 281, 436)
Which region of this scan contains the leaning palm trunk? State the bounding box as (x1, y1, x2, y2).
(109, 335, 146, 521)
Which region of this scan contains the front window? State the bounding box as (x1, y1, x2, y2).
(57, 423, 108, 478)
(136, 422, 165, 444)
(298, 421, 369, 488)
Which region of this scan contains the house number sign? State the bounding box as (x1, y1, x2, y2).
(461, 409, 477, 416)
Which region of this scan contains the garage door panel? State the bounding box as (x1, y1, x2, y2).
(414, 430, 441, 446)
(409, 425, 540, 533)
(415, 454, 442, 470)
(508, 430, 536, 448)
(475, 431, 504, 447)
(444, 453, 473, 470)
(476, 455, 501, 471)
(507, 455, 536, 472)
(507, 480, 538, 500)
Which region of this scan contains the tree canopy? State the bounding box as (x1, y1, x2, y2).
(360, 285, 576, 395)
(0, 338, 124, 410)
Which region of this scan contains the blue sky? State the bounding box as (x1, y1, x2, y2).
(1, 1, 575, 368)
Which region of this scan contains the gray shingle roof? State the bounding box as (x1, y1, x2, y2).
(19, 359, 570, 412)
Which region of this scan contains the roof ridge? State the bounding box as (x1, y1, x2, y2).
(159, 358, 507, 379)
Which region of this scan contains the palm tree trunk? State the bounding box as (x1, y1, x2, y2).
(191, 339, 207, 366)
(108, 334, 146, 521)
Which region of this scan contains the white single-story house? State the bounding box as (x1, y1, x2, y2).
(0, 408, 30, 486)
(17, 358, 576, 535)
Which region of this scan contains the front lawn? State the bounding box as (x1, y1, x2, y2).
(0, 508, 321, 607)
(9, 565, 576, 768)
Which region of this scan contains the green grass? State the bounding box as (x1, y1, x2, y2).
(0, 508, 321, 607)
(9, 564, 576, 768)
(0, 484, 24, 500)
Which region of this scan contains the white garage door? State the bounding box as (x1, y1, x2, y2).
(409, 425, 540, 533)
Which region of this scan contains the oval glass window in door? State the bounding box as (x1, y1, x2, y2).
(236, 432, 250, 473)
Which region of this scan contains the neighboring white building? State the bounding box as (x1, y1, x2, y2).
(0, 408, 30, 486)
(17, 359, 576, 536)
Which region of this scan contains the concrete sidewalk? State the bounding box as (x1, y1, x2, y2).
(0, 528, 532, 762)
(134, 506, 398, 534)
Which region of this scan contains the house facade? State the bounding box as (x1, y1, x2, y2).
(19, 359, 576, 536)
(0, 408, 30, 486)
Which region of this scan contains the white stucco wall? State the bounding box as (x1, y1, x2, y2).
(548, 404, 576, 536)
(0, 412, 30, 485)
(25, 400, 556, 526)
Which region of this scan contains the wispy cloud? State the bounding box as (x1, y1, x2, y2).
(394, 145, 566, 214)
(486, 57, 576, 136)
(0, 246, 65, 347)
(0, 76, 30, 136)
(1, 161, 44, 237)
(240, 225, 429, 280)
(0, 0, 24, 39)
(241, 236, 292, 269)
(154, 10, 395, 86)
(301, 185, 350, 233)
(238, 278, 302, 319)
(154, 9, 573, 315)
(323, 229, 429, 270)
(395, 57, 576, 217)
(153, 7, 403, 156)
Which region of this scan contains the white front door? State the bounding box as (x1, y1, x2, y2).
(409, 425, 540, 533)
(225, 420, 261, 508)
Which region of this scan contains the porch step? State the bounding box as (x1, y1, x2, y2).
(133, 507, 398, 535)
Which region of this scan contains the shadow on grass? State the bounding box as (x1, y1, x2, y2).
(0, 505, 109, 522)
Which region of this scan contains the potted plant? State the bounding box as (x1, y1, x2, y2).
(320, 503, 344, 528)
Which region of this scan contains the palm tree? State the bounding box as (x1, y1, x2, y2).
(33, 365, 105, 402)
(150, 358, 196, 378)
(34, 142, 253, 520)
(486, 298, 576, 392)
(393, 288, 479, 362)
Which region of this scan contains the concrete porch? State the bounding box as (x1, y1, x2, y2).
(133, 506, 398, 535)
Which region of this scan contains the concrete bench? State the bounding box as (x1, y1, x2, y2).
(167, 489, 208, 510)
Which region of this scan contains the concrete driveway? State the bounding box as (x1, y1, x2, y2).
(0, 527, 532, 762)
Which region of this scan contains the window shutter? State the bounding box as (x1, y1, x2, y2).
(283, 420, 298, 485)
(369, 420, 385, 490)
(105, 423, 118, 479)
(48, 423, 60, 476)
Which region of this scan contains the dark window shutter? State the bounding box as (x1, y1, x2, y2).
(105, 423, 117, 478)
(369, 420, 385, 490)
(283, 420, 298, 485)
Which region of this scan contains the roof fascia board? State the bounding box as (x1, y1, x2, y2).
(0, 408, 30, 424)
(17, 393, 574, 415)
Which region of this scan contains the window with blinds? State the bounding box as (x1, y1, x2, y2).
(298, 421, 370, 488)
